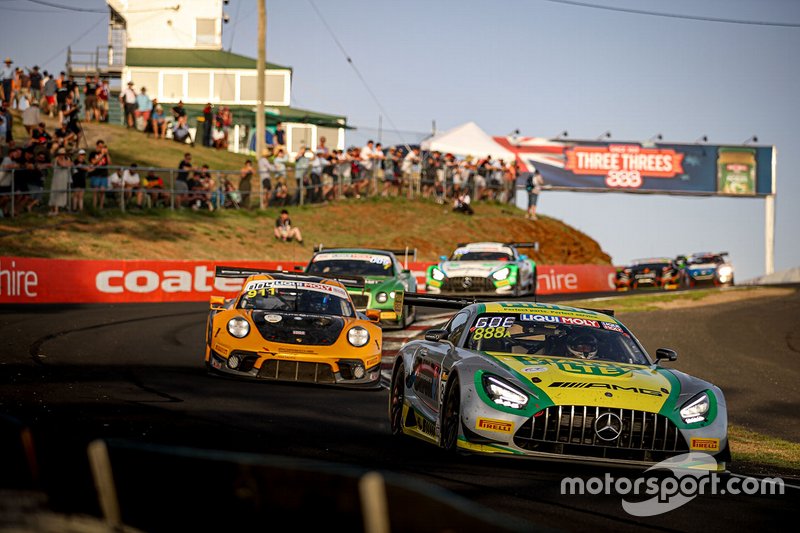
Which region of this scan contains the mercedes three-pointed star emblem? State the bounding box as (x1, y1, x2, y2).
(594, 412, 623, 441)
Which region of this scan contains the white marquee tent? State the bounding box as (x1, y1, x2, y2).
(420, 121, 515, 160)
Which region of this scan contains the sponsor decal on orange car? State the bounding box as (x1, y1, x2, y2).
(213, 343, 229, 356)
(476, 418, 514, 434)
(690, 438, 720, 451)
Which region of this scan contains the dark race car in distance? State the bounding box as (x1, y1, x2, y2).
(614, 257, 681, 291)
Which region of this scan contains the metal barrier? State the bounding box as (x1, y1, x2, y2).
(0, 158, 522, 218)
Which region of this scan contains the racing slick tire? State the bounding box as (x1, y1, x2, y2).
(389, 361, 407, 437)
(440, 375, 461, 452)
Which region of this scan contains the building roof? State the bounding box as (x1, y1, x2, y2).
(180, 104, 351, 129)
(126, 48, 292, 71)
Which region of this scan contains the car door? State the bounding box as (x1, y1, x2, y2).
(410, 311, 470, 414)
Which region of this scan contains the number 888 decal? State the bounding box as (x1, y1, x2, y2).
(605, 170, 642, 188)
(472, 316, 515, 340)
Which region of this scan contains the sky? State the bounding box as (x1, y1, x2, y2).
(2, 0, 799, 282)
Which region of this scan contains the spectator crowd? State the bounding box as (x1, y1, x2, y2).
(1, 56, 528, 219)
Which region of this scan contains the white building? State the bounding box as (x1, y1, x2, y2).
(72, 0, 349, 153)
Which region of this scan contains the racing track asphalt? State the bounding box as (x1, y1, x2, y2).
(0, 289, 798, 532)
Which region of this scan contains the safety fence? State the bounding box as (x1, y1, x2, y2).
(0, 257, 617, 304)
(0, 161, 519, 217)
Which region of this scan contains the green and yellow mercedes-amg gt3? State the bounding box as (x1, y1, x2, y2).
(389, 298, 730, 470)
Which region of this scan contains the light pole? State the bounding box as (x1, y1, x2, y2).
(256, 0, 266, 209)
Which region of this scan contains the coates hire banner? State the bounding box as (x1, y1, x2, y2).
(0, 257, 616, 304)
(495, 137, 775, 196)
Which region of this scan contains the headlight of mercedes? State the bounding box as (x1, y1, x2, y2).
(491, 267, 510, 281)
(227, 317, 250, 338)
(680, 392, 710, 423)
(376, 292, 388, 303)
(482, 374, 529, 410)
(347, 326, 370, 347)
(431, 267, 445, 281)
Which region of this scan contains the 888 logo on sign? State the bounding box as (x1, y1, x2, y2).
(605, 170, 642, 188)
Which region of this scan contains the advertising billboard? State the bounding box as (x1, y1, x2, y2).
(0, 257, 616, 304)
(499, 137, 775, 197)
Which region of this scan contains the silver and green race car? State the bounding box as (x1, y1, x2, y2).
(389, 297, 729, 470)
(304, 248, 417, 329)
(426, 242, 537, 296)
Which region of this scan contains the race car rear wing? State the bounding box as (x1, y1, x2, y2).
(455, 241, 539, 251)
(396, 292, 479, 311)
(505, 242, 539, 250)
(214, 266, 366, 289)
(311, 244, 418, 268)
(397, 291, 614, 317)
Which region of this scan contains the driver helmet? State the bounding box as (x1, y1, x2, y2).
(566, 333, 598, 359)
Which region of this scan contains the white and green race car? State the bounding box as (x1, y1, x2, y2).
(426, 242, 537, 296)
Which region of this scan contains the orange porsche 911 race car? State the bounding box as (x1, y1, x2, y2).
(204, 267, 384, 388)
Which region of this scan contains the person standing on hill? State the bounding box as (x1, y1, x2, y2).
(83, 75, 98, 122)
(135, 86, 152, 130)
(1, 58, 14, 105)
(96, 79, 109, 122)
(239, 159, 254, 208)
(88, 139, 111, 210)
(120, 81, 137, 129)
(201, 102, 213, 147)
(525, 168, 545, 220)
(43, 73, 57, 117)
(48, 147, 72, 215)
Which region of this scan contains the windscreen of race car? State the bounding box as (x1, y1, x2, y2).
(467, 313, 650, 366)
(239, 280, 355, 317)
(306, 253, 394, 276)
(450, 250, 513, 261)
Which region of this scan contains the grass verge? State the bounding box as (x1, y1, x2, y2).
(728, 425, 800, 477)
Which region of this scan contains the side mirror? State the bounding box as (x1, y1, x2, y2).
(439, 255, 447, 261)
(293, 265, 305, 272)
(655, 348, 678, 364)
(520, 254, 528, 260)
(209, 295, 226, 310)
(365, 309, 381, 322)
(425, 329, 449, 342)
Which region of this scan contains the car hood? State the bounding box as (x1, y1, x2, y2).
(441, 261, 511, 277)
(486, 354, 677, 413)
(252, 311, 345, 346)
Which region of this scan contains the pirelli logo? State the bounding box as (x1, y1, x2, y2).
(213, 343, 230, 356)
(476, 418, 514, 434)
(690, 438, 720, 451)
